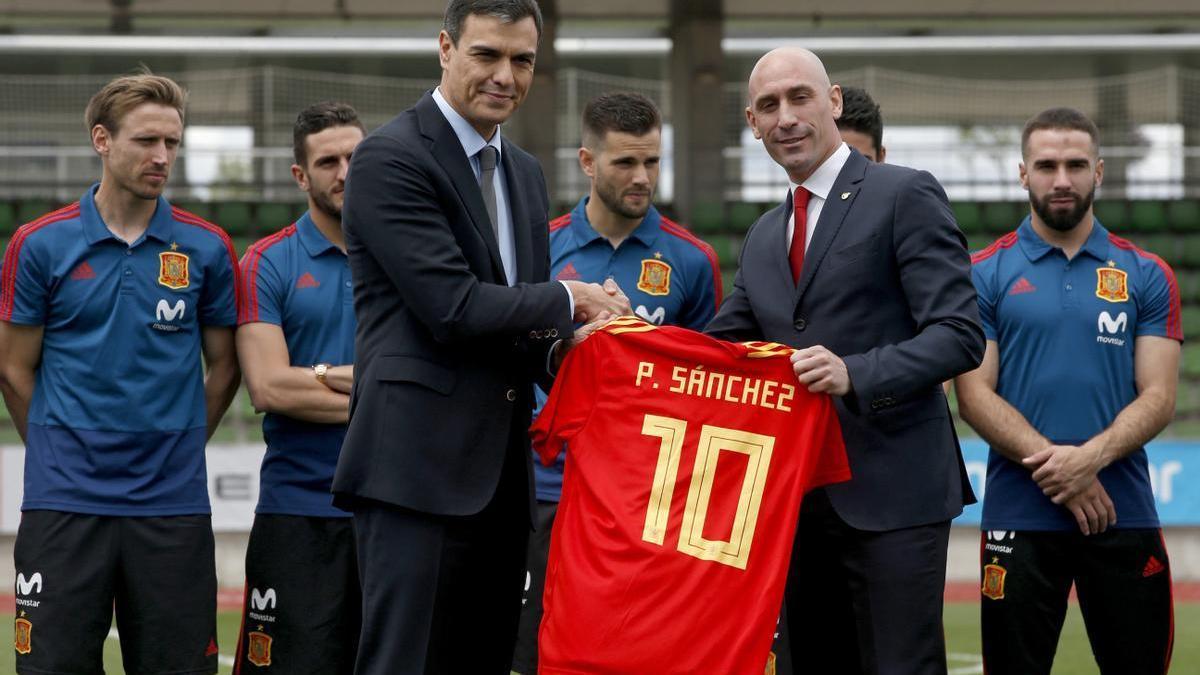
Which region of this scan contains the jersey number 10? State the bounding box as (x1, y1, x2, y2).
(640, 414, 776, 570)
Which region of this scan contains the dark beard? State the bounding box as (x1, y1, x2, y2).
(595, 180, 651, 221)
(1031, 187, 1094, 232)
(311, 189, 342, 222)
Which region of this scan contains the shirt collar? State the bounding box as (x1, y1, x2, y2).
(295, 211, 343, 258)
(568, 196, 661, 249)
(80, 182, 174, 246)
(432, 87, 503, 161)
(1017, 215, 1110, 262)
(790, 142, 851, 203)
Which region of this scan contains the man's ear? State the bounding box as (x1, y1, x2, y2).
(579, 146, 596, 179)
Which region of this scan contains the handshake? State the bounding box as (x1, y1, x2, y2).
(563, 278, 633, 325)
(554, 279, 634, 365)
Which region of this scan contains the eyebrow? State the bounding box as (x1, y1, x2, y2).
(467, 44, 536, 61)
(753, 83, 815, 108)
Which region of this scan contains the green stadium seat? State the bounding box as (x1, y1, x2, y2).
(720, 270, 735, 297)
(1129, 201, 1169, 232)
(1093, 201, 1127, 233)
(256, 203, 295, 233)
(1168, 200, 1200, 231)
(214, 202, 254, 237)
(230, 237, 255, 258)
(980, 202, 1022, 233)
(0, 202, 16, 236)
(708, 234, 742, 269)
(728, 202, 763, 230)
(1175, 381, 1200, 417)
(1182, 343, 1200, 378)
(966, 234, 995, 255)
(1183, 307, 1200, 341)
(690, 201, 724, 234)
(951, 202, 984, 233)
(17, 200, 54, 226)
(174, 201, 213, 221)
(1177, 272, 1200, 304)
(1136, 234, 1182, 268)
(1181, 238, 1200, 268)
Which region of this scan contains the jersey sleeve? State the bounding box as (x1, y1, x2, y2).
(1134, 256, 1183, 342)
(806, 399, 851, 492)
(971, 262, 999, 341)
(678, 250, 722, 331)
(530, 337, 599, 466)
(0, 233, 49, 325)
(200, 239, 240, 327)
(238, 245, 286, 326)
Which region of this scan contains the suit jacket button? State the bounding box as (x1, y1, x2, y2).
(529, 330, 538, 339)
(506, 388, 517, 402)
(794, 318, 807, 331)
(550, 328, 559, 338)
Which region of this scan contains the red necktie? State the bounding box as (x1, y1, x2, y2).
(789, 186, 811, 283)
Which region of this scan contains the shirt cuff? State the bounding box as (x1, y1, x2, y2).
(546, 339, 563, 376)
(558, 280, 575, 319)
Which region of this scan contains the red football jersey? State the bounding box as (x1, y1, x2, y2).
(532, 317, 850, 675)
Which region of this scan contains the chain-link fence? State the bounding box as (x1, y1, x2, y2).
(3, 64, 1200, 204)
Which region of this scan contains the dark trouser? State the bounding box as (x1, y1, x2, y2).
(350, 436, 530, 675)
(980, 528, 1174, 675)
(14, 511, 217, 675)
(786, 489, 951, 675)
(232, 514, 360, 675)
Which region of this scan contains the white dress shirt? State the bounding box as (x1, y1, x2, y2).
(787, 142, 852, 253)
(433, 87, 517, 286)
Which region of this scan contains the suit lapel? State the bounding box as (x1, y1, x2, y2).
(793, 152, 868, 307)
(769, 193, 795, 293)
(415, 93, 507, 281)
(501, 140, 534, 283)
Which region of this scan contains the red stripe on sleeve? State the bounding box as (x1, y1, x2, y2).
(238, 225, 296, 324)
(172, 207, 245, 322)
(970, 231, 1019, 265)
(1109, 234, 1184, 341)
(659, 217, 724, 311)
(549, 213, 572, 232)
(1, 203, 80, 321)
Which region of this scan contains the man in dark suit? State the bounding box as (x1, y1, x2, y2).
(332, 1, 629, 673)
(706, 47, 985, 674)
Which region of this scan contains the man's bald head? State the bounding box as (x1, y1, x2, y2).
(745, 47, 843, 184)
(748, 47, 831, 103)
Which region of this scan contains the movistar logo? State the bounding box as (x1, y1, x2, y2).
(251, 587, 277, 611)
(1097, 311, 1128, 347)
(1097, 311, 1127, 334)
(16, 572, 42, 596)
(156, 299, 186, 322)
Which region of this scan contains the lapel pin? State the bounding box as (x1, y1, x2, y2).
(841, 192, 851, 200)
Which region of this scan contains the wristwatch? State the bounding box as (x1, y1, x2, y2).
(312, 363, 330, 384)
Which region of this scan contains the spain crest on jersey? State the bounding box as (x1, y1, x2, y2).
(14, 617, 31, 655)
(637, 258, 672, 296)
(247, 631, 272, 667)
(982, 563, 1007, 600)
(1095, 267, 1128, 303)
(158, 251, 190, 290)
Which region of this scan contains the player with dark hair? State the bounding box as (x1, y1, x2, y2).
(232, 101, 365, 673)
(836, 86, 885, 163)
(332, 0, 629, 672)
(511, 91, 721, 674)
(956, 106, 1178, 674)
(0, 72, 241, 675)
